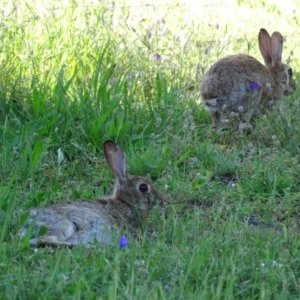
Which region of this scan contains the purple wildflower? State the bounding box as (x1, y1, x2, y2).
(119, 235, 128, 248)
(250, 81, 261, 91)
(155, 53, 162, 60)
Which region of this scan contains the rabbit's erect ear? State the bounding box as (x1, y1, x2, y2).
(259, 28, 272, 66)
(103, 140, 126, 182)
(270, 31, 283, 64)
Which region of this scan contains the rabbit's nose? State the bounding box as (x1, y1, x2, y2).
(155, 189, 167, 206)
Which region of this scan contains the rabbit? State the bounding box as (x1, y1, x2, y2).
(19, 140, 166, 247)
(200, 28, 296, 127)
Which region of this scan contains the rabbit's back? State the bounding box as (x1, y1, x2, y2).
(21, 200, 114, 246)
(204, 54, 267, 76)
(201, 54, 270, 111)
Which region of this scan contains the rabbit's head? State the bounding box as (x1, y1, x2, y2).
(258, 28, 296, 99)
(103, 140, 166, 226)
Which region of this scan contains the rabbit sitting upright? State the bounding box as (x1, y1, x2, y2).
(20, 140, 166, 247)
(200, 28, 296, 127)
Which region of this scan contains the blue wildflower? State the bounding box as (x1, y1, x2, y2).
(250, 81, 261, 91)
(119, 235, 128, 248)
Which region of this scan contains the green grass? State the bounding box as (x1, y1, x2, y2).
(1, 0, 300, 298)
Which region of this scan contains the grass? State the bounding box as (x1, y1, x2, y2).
(1, 0, 300, 298)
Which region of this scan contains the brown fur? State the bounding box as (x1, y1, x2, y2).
(19, 140, 166, 247)
(200, 28, 296, 127)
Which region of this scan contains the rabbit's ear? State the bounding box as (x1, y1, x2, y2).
(103, 140, 126, 182)
(258, 28, 272, 66)
(270, 31, 283, 64)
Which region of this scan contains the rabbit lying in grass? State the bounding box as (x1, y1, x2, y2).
(20, 140, 166, 247)
(200, 28, 296, 127)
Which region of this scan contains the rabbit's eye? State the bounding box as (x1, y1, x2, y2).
(287, 68, 293, 76)
(139, 183, 149, 193)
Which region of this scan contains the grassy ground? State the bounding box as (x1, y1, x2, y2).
(1, 0, 300, 299)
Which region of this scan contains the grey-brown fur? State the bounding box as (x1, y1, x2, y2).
(19, 140, 166, 247)
(200, 28, 296, 127)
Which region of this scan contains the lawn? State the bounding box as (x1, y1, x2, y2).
(1, 0, 300, 299)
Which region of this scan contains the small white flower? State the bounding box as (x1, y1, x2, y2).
(238, 105, 244, 112)
(134, 260, 145, 267)
(272, 260, 283, 268)
(57, 148, 64, 166)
